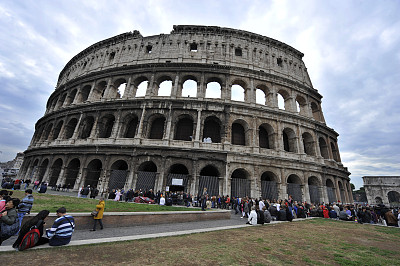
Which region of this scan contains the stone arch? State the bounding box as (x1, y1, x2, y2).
(113, 78, 127, 98)
(41, 123, 53, 141)
(311, 101, 323, 122)
(136, 161, 158, 191)
(174, 115, 194, 141)
(37, 159, 49, 182)
(80, 84, 92, 103)
(338, 180, 346, 203)
(108, 160, 129, 190)
(202, 116, 222, 143)
(49, 158, 63, 186)
(255, 84, 269, 105)
(388, 191, 400, 207)
(84, 159, 102, 188)
(231, 119, 249, 146)
(231, 168, 251, 198)
(308, 176, 321, 204)
(302, 132, 316, 156)
(166, 163, 190, 192)
(181, 75, 198, 97)
(98, 114, 115, 138)
(51, 120, 64, 141)
(205, 78, 222, 99)
(259, 123, 275, 149)
(277, 88, 290, 110)
(65, 158, 80, 188)
(375, 196, 383, 205)
(231, 79, 247, 102)
(295, 95, 307, 116)
(148, 114, 166, 139)
(330, 140, 340, 162)
(79, 116, 95, 139)
(64, 118, 78, 139)
(55, 93, 67, 110)
(326, 178, 336, 203)
(319, 137, 329, 159)
(65, 88, 77, 105)
(199, 165, 220, 197)
(122, 114, 138, 138)
(156, 75, 173, 96)
(92, 80, 107, 101)
(283, 127, 297, 153)
(287, 174, 303, 202)
(133, 76, 149, 97)
(261, 171, 278, 200)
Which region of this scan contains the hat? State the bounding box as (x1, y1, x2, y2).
(56, 207, 67, 213)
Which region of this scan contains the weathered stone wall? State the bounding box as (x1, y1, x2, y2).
(363, 176, 400, 206)
(20, 26, 352, 204)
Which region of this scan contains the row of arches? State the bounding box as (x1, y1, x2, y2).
(47, 73, 325, 122)
(21, 155, 351, 204)
(32, 110, 340, 161)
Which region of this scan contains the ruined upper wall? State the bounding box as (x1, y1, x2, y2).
(57, 25, 313, 89)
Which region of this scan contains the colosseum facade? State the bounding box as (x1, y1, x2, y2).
(19, 25, 352, 204)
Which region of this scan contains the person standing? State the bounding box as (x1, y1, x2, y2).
(201, 188, 208, 211)
(17, 189, 34, 227)
(46, 207, 75, 246)
(91, 198, 105, 231)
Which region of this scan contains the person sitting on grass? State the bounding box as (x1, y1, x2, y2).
(0, 198, 20, 245)
(13, 210, 50, 250)
(46, 207, 75, 246)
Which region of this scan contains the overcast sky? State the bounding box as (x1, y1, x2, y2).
(0, 0, 399, 189)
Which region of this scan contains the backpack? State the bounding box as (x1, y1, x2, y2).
(18, 221, 42, 251)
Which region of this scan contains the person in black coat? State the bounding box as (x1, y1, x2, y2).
(13, 210, 50, 249)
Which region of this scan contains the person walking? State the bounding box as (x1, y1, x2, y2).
(201, 188, 208, 211)
(91, 198, 105, 231)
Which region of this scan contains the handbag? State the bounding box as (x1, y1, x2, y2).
(1, 218, 20, 237)
(91, 210, 99, 216)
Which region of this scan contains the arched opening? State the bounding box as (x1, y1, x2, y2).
(42, 123, 53, 141)
(65, 159, 80, 188)
(308, 176, 321, 204)
(259, 123, 274, 149)
(65, 89, 77, 105)
(182, 79, 197, 97)
(51, 121, 63, 141)
(231, 169, 250, 198)
(37, 159, 49, 182)
(109, 160, 129, 190)
(326, 179, 336, 203)
(56, 94, 67, 110)
(136, 161, 157, 191)
(295, 95, 307, 115)
(124, 115, 138, 138)
(167, 164, 189, 192)
(287, 174, 302, 202)
(93, 81, 107, 100)
(231, 84, 245, 102)
(79, 116, 94, 139)
(98, 114, 115, 138)
(330, 141, 340, 162)
(205, 81, 221, 99)
(149, 116, 165, 139)
(311, 102, 321, 121)
(283, 128, 297, 153)
(64, 118, 78, 139)
(49, 158, 63, 186)
(136, 80, 148, 97)
(199, 165, 220, 197)
(319, 137, 329, 159)
(338, 181, 346, 203)
(302, 132, 315, 156)
(115, 80, 127, 98)
(256, 87, 267, 105)
(174, 116, 194, 141)
(80, 85, 91, 102)
(231, 122, 246, 146)
(388, 191, 400, 207)
(158, 79, 172, 96)
(85, 159, 102, 188)
(202, 116, 221, 143)
(277, 93, 285, 110)
(375, 197, 383, 205)
(261, 171, 278, 200)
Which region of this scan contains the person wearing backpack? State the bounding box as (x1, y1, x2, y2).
(12, 210, 50, 250)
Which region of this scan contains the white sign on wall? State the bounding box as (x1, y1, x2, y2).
(172, 178, 183, 186)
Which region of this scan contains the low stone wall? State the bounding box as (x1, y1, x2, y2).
(23, 210, 231, 230)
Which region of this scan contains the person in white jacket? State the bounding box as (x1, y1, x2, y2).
(247, 206, 258, 225)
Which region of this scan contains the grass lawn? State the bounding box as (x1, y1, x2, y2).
(6, 190, 200, 213)
(4, 219, 400, 265)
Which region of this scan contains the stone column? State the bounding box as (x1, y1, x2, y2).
(198, 74, 205, 99)
(89, 114, 100, 139)
(163, 105, 173, 141)
(111, 110, 122, 139)
(135, 106, 146, 141)
(123, 77, 132, 99)
(303, 183, 310, 203)
(171, 74, 179, 98)
(146, 74, 155, 97)
(71, 113, 84, 139)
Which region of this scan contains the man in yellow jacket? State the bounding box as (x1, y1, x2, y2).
(91, 197, 105, 231)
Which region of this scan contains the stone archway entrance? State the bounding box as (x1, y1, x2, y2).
(166, 164, 189, 192)
(261, 171, 278, 200)
(108, 160, 128, 190)
(231, 169, 250, 198)
(198, 165, 220, 197)
(136, 161, 157, 191)
(287, 174, 302, 202)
